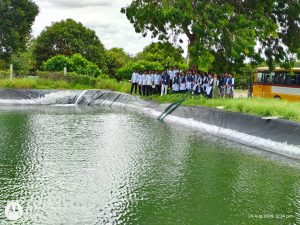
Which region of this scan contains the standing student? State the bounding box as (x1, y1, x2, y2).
(186, 71, 193, 91)
(130, 71, 139, 95)
(161, 71, 170, 96)
(226, 74, 235, 98)
(179, 73, 187, 93)
(146, 72, 153, 96)
(206, 74, 214, 98)
(172, 72, 180, 93)
(137, 72, 143, 95)
(193, 74, 201, 95)
(141, 72, 147, 96)
(213, 74, 220, 98)
(202, 73, 209, 93)
(154, 72, 161, 95)
(221, 73, 229, 98)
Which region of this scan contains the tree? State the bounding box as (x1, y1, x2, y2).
(33, 19, 107, 71)
(106, 48, 132, 77)
(0, 0, 39, 61)
(135, 42, 187, 68)
(122, 0, 300, 71)
(116, 60, 164, 80)
(41, 54, 104, 78)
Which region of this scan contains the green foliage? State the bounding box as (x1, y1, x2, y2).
(41, 54, 106, 78)
(33, 19, 107, 71)
(37, 71, 97, 86)
(41, 55, 70, 72)
(122, 0, 300, 72)
(115, 42, 188, 80)
(0, 71, 10, 79)
(0, 0, 39, 61)
(10, 48, 36, 76)
(116, 60, 164, 80)
(106, 48, 132, 77)
(0, 76, 131, 93)
(95, 78, 131, 93)
(135, 42, 187, 68)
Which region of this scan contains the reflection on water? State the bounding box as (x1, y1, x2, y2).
(0, 106, 299, 225)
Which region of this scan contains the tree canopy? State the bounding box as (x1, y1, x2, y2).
(135, 42, 186, 68)
(106, 48, 132, 77)
(0, 0, 39, 61)
(33, 19, 107, 71)
(122, 0, 300, 72)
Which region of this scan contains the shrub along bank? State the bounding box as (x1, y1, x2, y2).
(0, 71, 131, 92)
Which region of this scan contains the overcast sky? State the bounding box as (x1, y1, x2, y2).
(31, 0, 155, 56)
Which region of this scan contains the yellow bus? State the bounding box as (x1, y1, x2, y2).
(252, 67, 300, 101)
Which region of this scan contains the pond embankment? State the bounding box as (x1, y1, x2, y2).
(0, 89, 300, 159)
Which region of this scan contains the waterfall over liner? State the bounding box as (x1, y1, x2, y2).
(75, 90, 88, 105)
(0, 89, 299, 159)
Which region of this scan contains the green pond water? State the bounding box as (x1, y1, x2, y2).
(0, 106, 299, 225)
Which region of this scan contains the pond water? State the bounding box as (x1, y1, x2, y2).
(0, 106, 299, 225)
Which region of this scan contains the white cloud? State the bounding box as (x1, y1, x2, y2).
(31, 0, 154, 55)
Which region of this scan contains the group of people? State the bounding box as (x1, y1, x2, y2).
(130, 67, 235, 98)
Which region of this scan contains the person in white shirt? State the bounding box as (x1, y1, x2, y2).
(154, 72, 161, 95)
(141, 72, 147, 96)
(172, 72, 180, 93)
(130, 71, 139, 95)
(137, 72, 143, 95)
(226, 74, 235, 98)
(206, 74, 214, 98)
(146, 71, 154, 96)
(179, 73, 187, 92)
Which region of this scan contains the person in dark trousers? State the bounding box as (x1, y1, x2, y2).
(137, 72, 143, 95)
(172, 72, 180, 93)
(161, 71, 170, 96)
(154, 71, 161, 95)
(141, 72, 147, 96)
(130, 71, 139, 95)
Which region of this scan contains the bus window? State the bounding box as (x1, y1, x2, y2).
(285, 75, 291, 85)
(264, 73, 270, 83)
(276, 72, 286, 84)
(270, 72, 275, 83)
(290, 75, 297, 85)
(295, 73, 300, 85)
(255, 72, 263, 82)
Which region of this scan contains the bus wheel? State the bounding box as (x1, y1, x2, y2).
(274, 95, 281, 100)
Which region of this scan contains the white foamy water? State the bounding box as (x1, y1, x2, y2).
(0, 91, 77, 105)
(75, 90, 88, 105)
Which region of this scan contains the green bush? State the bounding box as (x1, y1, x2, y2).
(0, 70, 10, 79)
(41, 55, 70, 72)
(96, 78, 131, 93)
(116, 60, 164, 80)
(37, 71, 96, 86)
(41, 54, 104, 78)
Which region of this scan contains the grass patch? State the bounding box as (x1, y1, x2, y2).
(95, 78, 131, 93)
(145, 94, 300, 121)
(0, 78, 131, 93)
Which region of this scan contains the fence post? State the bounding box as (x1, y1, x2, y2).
(10, 64, 14, 80)
(64, 67, 67, 76)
